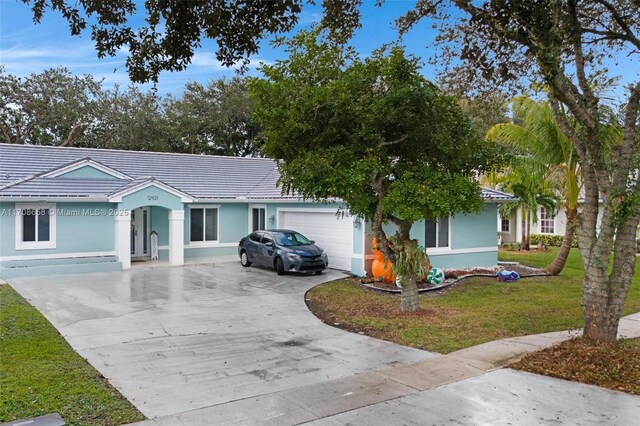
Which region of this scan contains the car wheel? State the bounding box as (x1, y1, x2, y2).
(275, 257, 286, 275)
(240, 250, 251, 267)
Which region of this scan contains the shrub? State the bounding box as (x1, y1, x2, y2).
(501, 242, 521, 251)
(530, 234, 578, 248)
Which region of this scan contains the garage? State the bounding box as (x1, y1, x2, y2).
(279, 209, 354, 271)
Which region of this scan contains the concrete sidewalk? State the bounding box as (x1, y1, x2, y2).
(129, 313, 640, 425)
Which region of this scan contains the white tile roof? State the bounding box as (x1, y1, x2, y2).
(0, 143, 514, 202)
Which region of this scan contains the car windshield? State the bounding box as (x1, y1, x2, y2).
(273, 231, 312, 246)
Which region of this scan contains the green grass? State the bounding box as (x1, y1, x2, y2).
(0, 284, 145, 426)
(306, 248, 640, 354)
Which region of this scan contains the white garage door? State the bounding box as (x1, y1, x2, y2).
(280, 210, 353, 271)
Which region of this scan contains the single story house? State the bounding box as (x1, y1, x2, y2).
(498, 205, 567, 244)
(0, 143, 514, 278)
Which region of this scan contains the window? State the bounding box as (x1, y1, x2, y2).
(190, 207, 218, 242)
(251, 207, 266, 231)
(261, 233, 273, 245)
(425, 217, 449, 249)
(15, 203, 56, 250)
(249, 232, 262, 243)
(501, 217, 510, 232)
(540, 207, 555, 234)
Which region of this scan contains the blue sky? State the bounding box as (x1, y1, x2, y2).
(1, 1, 636, 101)
(0, 1, 438, 96)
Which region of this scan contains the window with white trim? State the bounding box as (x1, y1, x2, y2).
(501, 216, 510, 232)
(15, 203, 56, 250)
(540, 207, 555, 234)
(425, 217, 449, 248)
(190, 207, 218, 242)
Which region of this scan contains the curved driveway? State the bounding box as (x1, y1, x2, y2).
(9, 261, 435, 419)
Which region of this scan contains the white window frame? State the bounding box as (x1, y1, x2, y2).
(248, 204, 267, 233)
(539, 206, 556, 234)
(15, 203, 57, 250)
(188, 205, 220, 246)
(424, 216, 451, 254)
(501, 216, 511, 233)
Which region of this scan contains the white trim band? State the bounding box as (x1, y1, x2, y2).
(427, 246, 497, 256)
(0, 251, 117, 262)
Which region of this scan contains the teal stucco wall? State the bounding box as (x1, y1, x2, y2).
(0, 201, 116, 258)
(378, 203, 500, 270)
(57, 165, 121, 179)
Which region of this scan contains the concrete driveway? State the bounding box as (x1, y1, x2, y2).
(8, 260, 435, 419)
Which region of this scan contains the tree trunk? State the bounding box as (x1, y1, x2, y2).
(544, 207, 576, 276)
(400, 274, 419, 312)
(582, 269, 623, 343)
(521, 209, 530, 250)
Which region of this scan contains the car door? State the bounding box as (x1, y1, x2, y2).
(260, 232, 277, 264)
(245, 232, 264, 264)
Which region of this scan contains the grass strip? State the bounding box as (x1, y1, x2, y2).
(0, 284, 145, 426)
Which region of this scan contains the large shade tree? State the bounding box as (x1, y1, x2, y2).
(0, 67, 102, 146)
(396, 0, 640, 344)
(249, 30, 499, 311)
(164, 77, 262, 156)
(21, 0, 364, 83)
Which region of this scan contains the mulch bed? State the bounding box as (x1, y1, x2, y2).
(511, 337, 640, 395)
(361, 264, 547, 293)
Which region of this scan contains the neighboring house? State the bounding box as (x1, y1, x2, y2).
(0, 143, 515, 278)
(498, 203, 611, 244)
(498, 205, 568, 244)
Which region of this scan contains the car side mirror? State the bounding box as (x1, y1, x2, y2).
(309, 240, 315, 244)
(265, 241, 273, 247)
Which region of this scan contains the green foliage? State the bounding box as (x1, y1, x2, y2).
(388, 238, 429, 281)
(0, 285, 144, 425)
(486, 97, 580, 210)
(250, 29, 499, 225)
(0, 67, 262, 155)
(530, 234, 578, 248)
(164, 77, 263, 156)
(22, 0, 365, 83)
(0, 67, 103, 146)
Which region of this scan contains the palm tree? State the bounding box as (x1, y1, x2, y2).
(489, 160, 559, 251)
(486, 97, 579, 275)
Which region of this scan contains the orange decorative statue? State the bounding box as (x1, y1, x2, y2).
(371, 238, 396, 283)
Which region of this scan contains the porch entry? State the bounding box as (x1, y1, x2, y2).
(131, 207, 150, 258)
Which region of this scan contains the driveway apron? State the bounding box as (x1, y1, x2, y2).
(8, 262, 435, 418)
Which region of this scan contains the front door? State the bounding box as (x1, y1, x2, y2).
(131, 208, 150, 258)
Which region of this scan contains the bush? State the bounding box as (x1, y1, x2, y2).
(530, 234, 578, 248)
(500, 242, 521, 251)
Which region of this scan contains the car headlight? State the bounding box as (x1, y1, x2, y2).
(321, 250, 327, 257)
(287, 253, 302, 261)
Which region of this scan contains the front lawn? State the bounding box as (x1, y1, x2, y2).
(0, 284, 145, 426)
(306, 248, 640, 354)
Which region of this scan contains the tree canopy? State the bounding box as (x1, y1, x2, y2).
(165, 77, 262, 156)
(21, 0, 363, 83)
(0, 68, 262, 156)
(249, 30, 500, 310)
